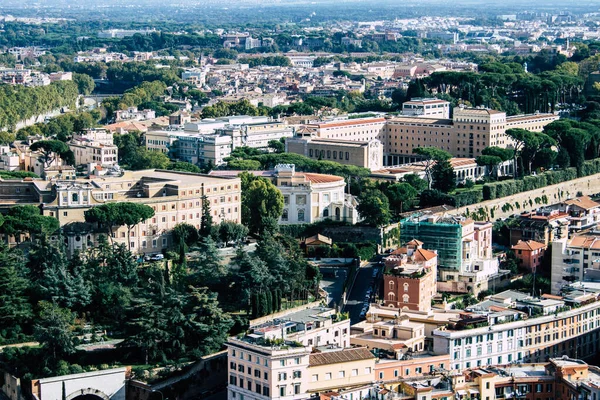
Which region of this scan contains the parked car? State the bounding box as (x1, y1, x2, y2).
(149, 253, 164, 261)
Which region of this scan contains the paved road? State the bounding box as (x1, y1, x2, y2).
(343, 264, 381, 325)
(319, 267, 349, 309)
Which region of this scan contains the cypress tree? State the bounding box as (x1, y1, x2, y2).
(265, 290, 273, 315)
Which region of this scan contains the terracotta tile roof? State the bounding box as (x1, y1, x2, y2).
(303, 173, 344, 184)
(565, 196, 600, 210)
(309, 347, 374, 367)
(406, 239, 424, 246)
(304, 234, 333, 246)
(511, 240, 546, 251)
(414, 248, 437, 262)
(569, 235, 600, 250)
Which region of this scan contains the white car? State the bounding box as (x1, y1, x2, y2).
(149, 254, 164, 261)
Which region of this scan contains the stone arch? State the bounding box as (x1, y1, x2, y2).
(66, 388, 110, 400)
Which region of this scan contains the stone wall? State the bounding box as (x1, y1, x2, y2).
(455, 172, 600, 221)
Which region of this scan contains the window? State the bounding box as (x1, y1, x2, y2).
(294, 384, 300, 395)
(278, 372, 287, 381)
(351, 369, 358, 377)
(280, 360, 285, 367)
(389, 281, 395, 290)
(279, 386, 286, 397)
(312, 374, 318, 382)
(325, 373, 332, 380)
(298, 209, 305, 222)
(338, 371, 345, 378)
(403, 294, 409, 303)
(293, 371, 301, 378)
(282, 209, 288, 221)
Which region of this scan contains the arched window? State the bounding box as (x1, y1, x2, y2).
(335, 207, 341, 221)
(282, 209, 288, 221)
(404, 282, 409, 292)
(403, 294, 409, 303)
(388, 293, 395, 301)
(323, 208, 329, 218)
(389, 281, 395, 290)
(298, 209, 305, 222)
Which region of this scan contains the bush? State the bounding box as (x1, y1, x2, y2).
(453, 189, 483, 207)
(482, 167, 580, 201)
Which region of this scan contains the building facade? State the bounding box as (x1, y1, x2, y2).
(0, 170, 241, 255)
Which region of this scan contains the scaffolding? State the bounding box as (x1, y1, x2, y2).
(400, 218, 463, 271)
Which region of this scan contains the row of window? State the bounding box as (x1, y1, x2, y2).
(228, 376, 270, 396)
(311, 367, 372, 381)
(308, 149, 351, 160)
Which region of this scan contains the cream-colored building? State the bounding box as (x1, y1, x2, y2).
(306, 348, 375, 395)
(286, 135, 383, 171)
(286, 108, 558, 170)
(0, 169, 241, 255)
(350, 316, 427, 359)
(226, 306, 352, 400)
(69, 129, 119, 167)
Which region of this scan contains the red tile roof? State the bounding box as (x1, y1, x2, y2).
(511, 240, 546, 251)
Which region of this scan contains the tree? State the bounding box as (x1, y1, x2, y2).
(386, 182, 417, 215)
(199, 196, 213, 237)
(432, 158, 456, 193)
(413, 147, 452, 189)
(84, 203, 154, 246)
(72, 73, 95, 95)
(29, 140, 73, 168)
(268, 139, 285, 153)
(0, 245, 33, 331)
(34, 301, 76, 360)
(169, 161, 201, 173)
(115, 203, 155, 248)
(1, 205, 59, 240)
(356, 189, 391, 227)
(402, 174, 428, 192)
(476, 155, 503, 179)
(218, 221, 249, 246)
(135, 149, 170, 170)
(240, 173, 284, 234)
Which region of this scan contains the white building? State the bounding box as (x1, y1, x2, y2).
(274, 164, 360, 225)
(551, 235, 600, 295)
(402, 98, 451, 119)
(114, 107, 156, 122)
(432, 292, 600, 371)
(226, 306, 352, 400)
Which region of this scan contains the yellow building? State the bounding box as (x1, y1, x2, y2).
(0, 169, 241, 255)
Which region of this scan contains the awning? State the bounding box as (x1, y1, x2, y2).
(457, 390, 468, 396)
(469, 389, 480, 394)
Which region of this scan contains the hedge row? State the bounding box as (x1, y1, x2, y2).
(482, 168, 578, 201)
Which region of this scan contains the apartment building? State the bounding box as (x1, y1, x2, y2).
(114, 107, 156, 122)
(402, 98, 450, 119)
(400, 214, 502, 294)
(69, 129, 119, 168)
(226, 306, 354, 400)
(382, 240, 438, 312)
(0, 170, 241, 254)
(216, 121, 294, 149)
(432, 292, 600, 371)
(551, 235, 600, 295)
(512, 240, 547, 272)
(289, 106, 557, 170)
(350, 316, 427, 358)
(509, 209, 570, 246)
